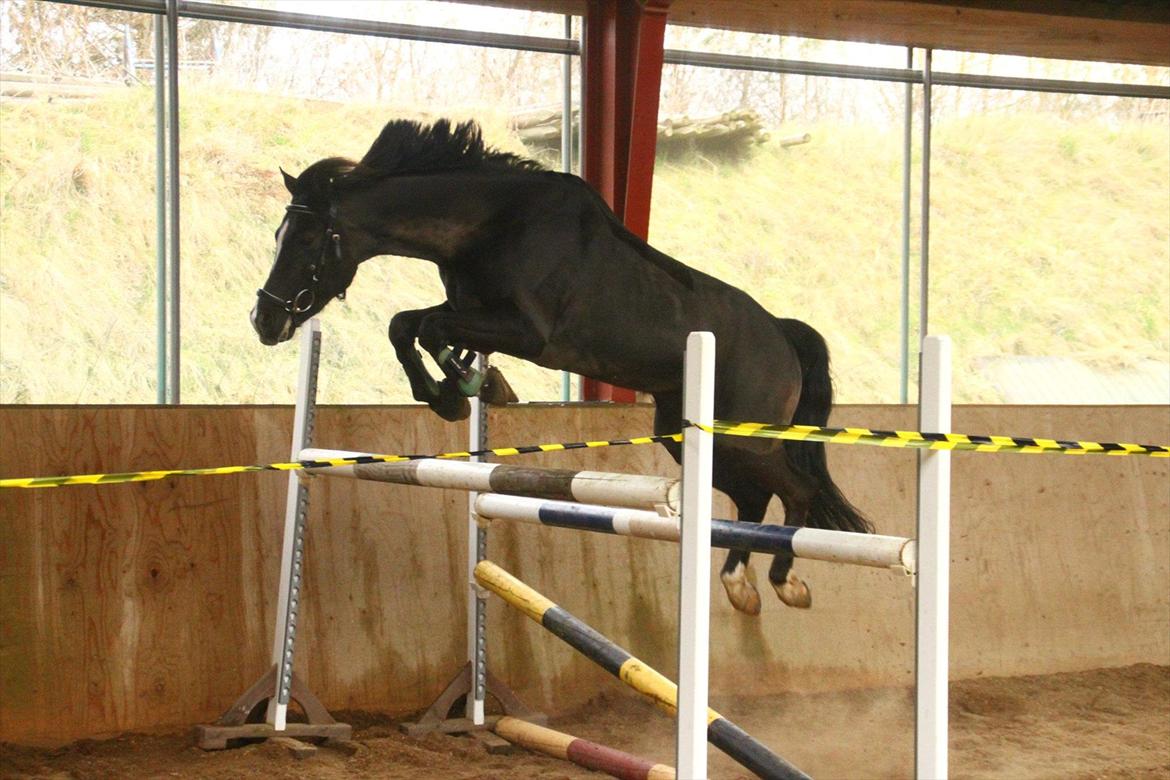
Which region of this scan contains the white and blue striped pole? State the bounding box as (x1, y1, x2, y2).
(473, 494, 916, 572)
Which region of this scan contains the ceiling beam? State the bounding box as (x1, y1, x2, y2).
(468, 0, 1170, 65)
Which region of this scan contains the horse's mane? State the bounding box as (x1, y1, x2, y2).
(354, 118, 542, 183)
(293, 119, 542, 205)
(292, 119, 694, 289)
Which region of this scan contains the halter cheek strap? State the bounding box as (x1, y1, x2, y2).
(257, 201, 345, 314)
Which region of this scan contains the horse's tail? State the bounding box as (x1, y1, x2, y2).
(775, 318, 873, 534)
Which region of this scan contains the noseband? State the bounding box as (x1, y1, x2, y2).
(256, 201, 345, 315)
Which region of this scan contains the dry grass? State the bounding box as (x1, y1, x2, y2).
(1, 87, 1166, 404)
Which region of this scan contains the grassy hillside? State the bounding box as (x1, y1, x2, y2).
(1, 86, 1167, 405)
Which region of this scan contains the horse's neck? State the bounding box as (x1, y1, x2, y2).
(349, 173, 503, 265)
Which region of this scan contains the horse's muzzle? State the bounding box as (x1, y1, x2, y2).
(250, 303, 294, 345)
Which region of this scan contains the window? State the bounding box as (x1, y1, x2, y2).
(929, 88, 1169, 403)
(2, 2, 1166, 405)
(1, 2, 160, 402)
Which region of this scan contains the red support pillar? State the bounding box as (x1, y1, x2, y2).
(580, 0, 671, 403)
(623, 0, 669, 241)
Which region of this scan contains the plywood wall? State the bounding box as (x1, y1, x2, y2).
(1, 403, 1166, 744)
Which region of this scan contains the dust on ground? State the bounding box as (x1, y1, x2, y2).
(2, 664, 1167, 780)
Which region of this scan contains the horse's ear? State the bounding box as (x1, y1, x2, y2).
(280, 167, 298, 195)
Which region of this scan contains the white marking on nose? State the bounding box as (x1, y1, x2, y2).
(274, 218, 290, 264)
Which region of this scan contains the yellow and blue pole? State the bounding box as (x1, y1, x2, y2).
(474, 560, 810, 780)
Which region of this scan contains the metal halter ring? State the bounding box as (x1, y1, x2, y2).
(256, 286, 315, 315)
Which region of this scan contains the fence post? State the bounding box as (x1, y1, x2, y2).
(678, 331, 715, 779)
(916, 334, 951, 779)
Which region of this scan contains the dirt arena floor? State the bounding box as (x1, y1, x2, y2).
(2, 664, 1166, 780)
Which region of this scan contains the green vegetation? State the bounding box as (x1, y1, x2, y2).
(1, 87, 1167, 405)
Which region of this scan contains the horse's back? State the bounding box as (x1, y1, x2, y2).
(475, 171, 802, 409)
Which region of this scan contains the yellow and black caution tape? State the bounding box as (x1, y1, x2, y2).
(0, 434, 684, 489)
(693, 420, 1170, 457)
(2, 419, 1165, 490)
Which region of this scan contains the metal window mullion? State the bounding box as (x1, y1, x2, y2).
(40, 0, 580, 54)
(934, 68, 1168, 98)
(900, 46, 913, 405)
(919, 49, 932, 347)
(663, 48, 1168, 100)
(561, 13, 574, 403)
(36, 0, 1169, 99)
(179, 0, 579, 54)
(666, 48, 921, 84)
(166, 0, 180, 403)
(154, 14, 167, 404)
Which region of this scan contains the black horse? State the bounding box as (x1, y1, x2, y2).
(252, 119, 870, 614)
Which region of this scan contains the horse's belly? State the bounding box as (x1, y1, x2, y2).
(535, 326, 684, 393)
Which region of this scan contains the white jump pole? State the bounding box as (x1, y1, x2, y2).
(267, 318, 322, 730)
(296, 451, 680, 511)
(916, 334, 952, 779)
(677, 331, 715, 779)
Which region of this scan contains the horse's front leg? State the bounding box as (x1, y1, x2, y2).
(388, 304, 470, 422)
(417, 305, 543, 400)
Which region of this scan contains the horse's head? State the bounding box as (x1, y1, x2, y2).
(251, 162, 358, 345)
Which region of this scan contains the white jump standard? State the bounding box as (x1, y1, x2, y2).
(234, 322, 950, 779)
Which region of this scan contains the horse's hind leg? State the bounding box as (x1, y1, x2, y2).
(719, 486, 771, 615)
(769, 545, 812, 609)
(724, 448, 817, 609)
(765, 463, 817, 609)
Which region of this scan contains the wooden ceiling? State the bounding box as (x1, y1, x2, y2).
(471, 1, 1170, 66)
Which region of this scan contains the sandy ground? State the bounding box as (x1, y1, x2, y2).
(2, 664, 1167, 780)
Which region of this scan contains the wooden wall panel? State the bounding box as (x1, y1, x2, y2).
(667, 0, 1170, 65)
(0, 408, 284, 743)
(293, 407, 467, 715)
(1, 403, 1166, 744)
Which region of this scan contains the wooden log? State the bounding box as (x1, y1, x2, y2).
(494, 716, 675, 780)
(779, 133, 812, 147)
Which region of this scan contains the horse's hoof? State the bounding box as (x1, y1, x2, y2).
(480, 367, 519, 406)
(431, 381, 471, 422)
(772, 572, 812, 609)
(720, 564, 761, 615)
(432, 398, 471, 422)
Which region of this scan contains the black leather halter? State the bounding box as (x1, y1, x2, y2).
(256, 202, 344, 315)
